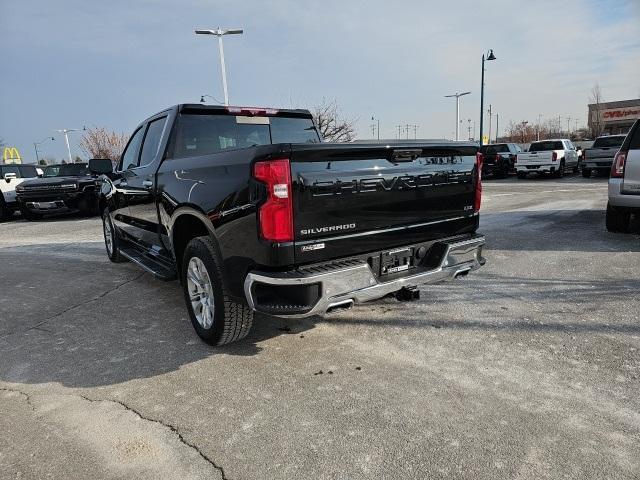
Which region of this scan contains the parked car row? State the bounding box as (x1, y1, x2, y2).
(0, 163, 102, 221)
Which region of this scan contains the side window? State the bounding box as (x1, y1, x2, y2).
(139, 117, 167, 166)
(19, 166, 37, 178)
(2, 165, 21, 178)
(120, 127, 145, 170)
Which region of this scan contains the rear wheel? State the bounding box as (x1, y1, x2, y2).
(606, 203, 630, 233)
(181, 236, 253, 346)
(517, 171, 527, 179)
(555, 160, 565, 178)
(102, 209, 127, 263)
(572, 164, 579, 174)
(582, 168, 591, 178)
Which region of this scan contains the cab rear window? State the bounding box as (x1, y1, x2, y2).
(529, 141, 564, 151)
(171, 113, 320, 159)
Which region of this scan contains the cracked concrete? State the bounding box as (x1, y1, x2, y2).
(0, 386, 225, 480)
(1, 176, 639, 479)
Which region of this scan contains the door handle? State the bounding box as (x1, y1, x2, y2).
(142, 180, 153, 188)
(120, 181, 128, 187)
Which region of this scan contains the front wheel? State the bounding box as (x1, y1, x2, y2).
(555, 161, 565, 178)
(102, 209, 127, 263)
(0, 198, 11, 222)
(19, 206, 42, 221)
(181, 236, 253, 346)
(606, 203, 630, 233)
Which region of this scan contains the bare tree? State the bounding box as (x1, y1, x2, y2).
(312, 99, 356, 142)
(79, 127, 129, 166)
(503, 120, 539, 143)
(589, 83, 605, 138)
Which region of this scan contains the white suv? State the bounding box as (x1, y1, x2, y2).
(606, 120, 640, 232)
(0, 164, 42, 221)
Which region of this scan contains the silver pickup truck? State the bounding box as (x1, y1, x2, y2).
(582, 134, 626, 178)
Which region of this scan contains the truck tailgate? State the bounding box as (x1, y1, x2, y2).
(290, 143, 479, 263)
(517, 152, 552, 165)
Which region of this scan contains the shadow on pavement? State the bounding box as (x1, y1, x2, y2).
(0, 242, 319, 388)
(481, 209, 640, 251)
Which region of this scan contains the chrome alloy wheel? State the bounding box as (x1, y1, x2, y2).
(186, 257, 215, 329)
(103, 214, 114, 256)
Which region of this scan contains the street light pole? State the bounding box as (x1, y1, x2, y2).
(55, 129, 78, 163)
(33, 136, 55, 164)
(195, 27, 243, 106)
(371, 116, 380, 140)
(445, 91, 471, 141)
(479, 49, 496, 146)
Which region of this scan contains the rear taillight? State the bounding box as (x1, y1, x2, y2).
(552, 151, 558, 162)
(611, 151, 626, 178)
(253, 158, 294, 242)
(582, 150, 586, 161)
(474, 152, 483, 212)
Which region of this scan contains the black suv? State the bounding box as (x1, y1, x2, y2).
(16, 163, 102, 219)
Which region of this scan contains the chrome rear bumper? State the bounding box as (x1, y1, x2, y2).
(244, 235, 485, 317)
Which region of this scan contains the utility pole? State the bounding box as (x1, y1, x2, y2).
(537, 114, 542, 141)
(411, 125, 418, 139)
(370, 123, 376, 138)
(55, 129, 78, 163)
(195, 27, 244, 106)
(444, 91, 471, 141)
(495, 113, 499, 142)
(467, 119, 472, 140)
(396, 125, 402, 139)
(487, 104, 493, 144)
(566, 116, 572, 137)
(557, 115, 562, 134)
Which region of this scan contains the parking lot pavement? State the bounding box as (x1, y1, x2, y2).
(1, 175, 639, 479)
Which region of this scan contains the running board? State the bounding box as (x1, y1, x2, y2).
(119, 247, 177, 281)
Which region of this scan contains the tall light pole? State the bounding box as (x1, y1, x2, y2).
(444, 91, 471, 141)
(55, 128, 78, 163)
(195, 27, 243, 106)
(495, 113, 499, 142)
(33, 136, 55, 164)
(371, 116, 380, 140)
(487, 104, 493, 144)
(537, 114, 542, 141)
(479, 49, 497, 146)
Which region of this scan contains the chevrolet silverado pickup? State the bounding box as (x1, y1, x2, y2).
(479, 143, 522, 178)
(16, 163, 101, 219)
(582, 134, 626, 178)
(516, 139, 579, 178)
(92, 104, 486, 345)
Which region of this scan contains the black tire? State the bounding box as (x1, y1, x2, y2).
(495, 169, 508, 179)
(582, 168, 591, 178)
(0, 198, 10, 222)
(555, 160, 565, 178)
(517, 171, 527, 179)
(102, 209, 127, 263)
(606, 203, 630, 233)
(572, 164, 579, 174)
(181, 236, 253, 346)
(19, 206, 42, 221)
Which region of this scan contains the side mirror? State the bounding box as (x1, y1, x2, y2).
(4, 172, 17, 182)
(88, 158, 114, 175)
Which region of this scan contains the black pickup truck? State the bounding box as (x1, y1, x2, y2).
(91, 104, 486, 345)
(16, 163, 100, 219)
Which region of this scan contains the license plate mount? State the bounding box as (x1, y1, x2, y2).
(380, 247, 415, 276)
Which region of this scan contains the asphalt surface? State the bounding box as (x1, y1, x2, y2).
(1, 175, 639, 480)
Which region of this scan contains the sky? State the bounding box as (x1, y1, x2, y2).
(1, 0, 639, 162)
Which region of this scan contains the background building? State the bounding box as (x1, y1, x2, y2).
(588, 98, 640, 136)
